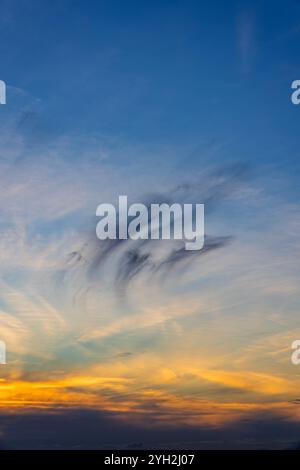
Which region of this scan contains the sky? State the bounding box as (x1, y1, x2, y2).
(0, 0, 300, 449)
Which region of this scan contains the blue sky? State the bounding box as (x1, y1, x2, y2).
(1, 0, 300, 154)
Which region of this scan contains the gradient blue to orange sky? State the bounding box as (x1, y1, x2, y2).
(0, 0, 300, 449)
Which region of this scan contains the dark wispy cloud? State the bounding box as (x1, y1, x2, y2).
(61, 163, 249, 295)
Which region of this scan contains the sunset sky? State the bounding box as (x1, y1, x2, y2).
(0, 0, 300, 449)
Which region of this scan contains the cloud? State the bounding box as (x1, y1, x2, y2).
(237, 6, 257, 73)
(0, 123, 299, 447)
(1, 407, 300, 449)
(61, 163, 249, 297)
